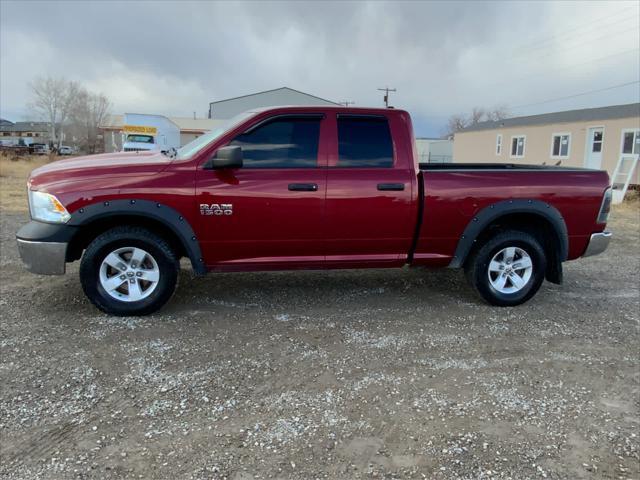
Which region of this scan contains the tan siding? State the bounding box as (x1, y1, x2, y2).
(453, 115, 640, 184)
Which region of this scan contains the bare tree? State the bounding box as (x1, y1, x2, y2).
(485, 105, 510, 122)
(29, 77, 80, 148)
(444, 105, 510, 137)
(469, 107, 486, 125)
(445, 114, 468, 138)
(69, 89, 111, 153)
(30, 76, 111, 153)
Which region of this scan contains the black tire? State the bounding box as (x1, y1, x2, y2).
(80, 226, 179, 316)
(464, 229, 546, 307)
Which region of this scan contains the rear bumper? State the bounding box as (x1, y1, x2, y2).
(17, 239, 67, 275)
(582, 231, 612, 258)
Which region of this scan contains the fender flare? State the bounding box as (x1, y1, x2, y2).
(68, 199, 206, 275)
(448, 199, 568, 269)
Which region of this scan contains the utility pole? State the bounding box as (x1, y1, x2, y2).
(377, 86, 396, 107)
(340, 101, 355, 107)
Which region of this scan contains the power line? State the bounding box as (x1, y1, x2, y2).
(513, 7, 636, 53)
(516, 16, 639, 55)
(510, 80, 640, 110)
(488, 48, 639, 90)
(520, 25, 640, 61)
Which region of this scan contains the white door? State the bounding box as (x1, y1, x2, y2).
(611, 129, 640, 203)
(585, 127, 604, 169)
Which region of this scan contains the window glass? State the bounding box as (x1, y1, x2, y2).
(127, 134, 154, 144)
(177, 111, 256, 160)
(552, 134, 570, 157)
(230, 117, 321, 168)
(592, 130, 603, 153)
(511, 136, 525, 157)
(336, 117, 393, 167)
(622, 130, 640, 154)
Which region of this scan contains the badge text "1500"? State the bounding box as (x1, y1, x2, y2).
(200, 204, 233, 216)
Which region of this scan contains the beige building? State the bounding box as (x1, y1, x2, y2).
(0, 120, 51, 145)
(453, 103, 640, 195)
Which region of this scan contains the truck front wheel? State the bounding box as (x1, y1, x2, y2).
(80, 227, 179, 316)
(464, 230, 546, 307)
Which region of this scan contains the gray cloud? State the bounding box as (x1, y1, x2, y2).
(1, 0, 638, 135)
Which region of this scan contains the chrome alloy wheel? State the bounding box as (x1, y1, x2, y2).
(487, 246, 533, 294)
(99, 247, 160, 302)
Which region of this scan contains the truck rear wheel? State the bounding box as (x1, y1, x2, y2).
(80, 227, 179, 316)
(464, 229, 546, 307)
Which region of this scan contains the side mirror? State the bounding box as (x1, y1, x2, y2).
(205, 145, 243, 169)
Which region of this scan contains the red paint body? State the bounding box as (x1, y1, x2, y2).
(28, 106, 610, 272)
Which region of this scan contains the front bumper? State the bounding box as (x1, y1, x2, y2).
(16, 220, 78, 275)
(17, 239, 67, 274)
(582, 231, 612, 258)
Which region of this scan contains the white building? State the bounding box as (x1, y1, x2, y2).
(415, 137, 453, 164)
(100, 115, 224, 153)
(208, 87, 339, 119)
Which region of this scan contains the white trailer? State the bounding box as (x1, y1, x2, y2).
(122, 114, 180, 153)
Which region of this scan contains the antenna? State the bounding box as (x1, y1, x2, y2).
(340, 101, 355, 107)
(377, 86, 396, 107)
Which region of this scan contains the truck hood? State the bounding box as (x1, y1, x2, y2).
(29, 151, 172, 191)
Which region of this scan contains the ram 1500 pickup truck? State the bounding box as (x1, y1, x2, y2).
(16, 106, 613, 315)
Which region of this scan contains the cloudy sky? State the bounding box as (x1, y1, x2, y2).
(1, 0, 639, 136)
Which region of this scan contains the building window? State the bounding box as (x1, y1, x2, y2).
(551, 133, 570, 158)
(510, 135, 526, 158)
(621, 129, 640, 155)
(496, 134, 502, 155)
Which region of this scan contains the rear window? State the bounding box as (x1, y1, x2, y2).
(336, 116, 393, 168)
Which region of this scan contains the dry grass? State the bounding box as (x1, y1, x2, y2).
(0, 154, 52, 212)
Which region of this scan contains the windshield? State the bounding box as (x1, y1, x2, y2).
(127, 134, 154, 144)
(176, 111, 257, 160)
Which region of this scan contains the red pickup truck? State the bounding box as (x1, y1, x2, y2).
(17, 106, 612, 315)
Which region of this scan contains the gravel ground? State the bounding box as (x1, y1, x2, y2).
(0, 206, 638, 480)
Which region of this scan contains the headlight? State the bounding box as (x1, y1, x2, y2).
(28, 190, 71, 223)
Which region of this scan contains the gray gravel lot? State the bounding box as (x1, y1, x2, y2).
(1, 207, 638, 480)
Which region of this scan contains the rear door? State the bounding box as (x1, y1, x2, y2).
(195, 114, 327, 269)
(325, 114, 416, 267)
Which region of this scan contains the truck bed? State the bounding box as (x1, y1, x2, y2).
(413, 165, 610, 267)
(420, 162, 596, 172)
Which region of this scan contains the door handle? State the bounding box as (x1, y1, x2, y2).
(377, 183, 405, 191)
(288, 183, 318, 192)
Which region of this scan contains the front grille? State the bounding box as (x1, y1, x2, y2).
(123, 148, 147, 152)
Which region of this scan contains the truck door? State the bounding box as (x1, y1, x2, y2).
(325, 114, 416, 267)
(195, 114, 327, 269)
